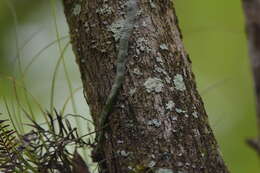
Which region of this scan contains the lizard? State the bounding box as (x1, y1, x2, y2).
(92, 0, 138, 162)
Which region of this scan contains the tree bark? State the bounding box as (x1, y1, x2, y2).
(62, 0, 229, 172)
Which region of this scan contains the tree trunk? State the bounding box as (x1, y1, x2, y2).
(62, 0, 229, 172)
(242, 0, 260, 154)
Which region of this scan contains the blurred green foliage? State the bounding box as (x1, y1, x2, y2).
(0, 0, 259, 172)
(0, 0, 45, 74)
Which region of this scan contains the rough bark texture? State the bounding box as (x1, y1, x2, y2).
(62, 0, 229, 172)
(242, 0, 260, 154)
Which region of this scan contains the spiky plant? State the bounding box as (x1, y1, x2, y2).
(0, 119, 18, 172)
(0, 118, 28, 172)
(0, 111, 91, 173)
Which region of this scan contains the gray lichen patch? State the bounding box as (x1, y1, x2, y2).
(173, 74, 186, 91)
(148, 160, 156, 168)
(96, 4, 113, 15)
(133, 68, 143, 75)
(117, 140, 124, 144)
(171, 116, 177, 121)
(144, 77, 164, 93)
(129, 88, 137, 96)
(193, 128, 200, 136)
(155, 168, 173, 173)
(165, 76, 171, 84)
(108, 19, 125, 41)
(166, 101, 175, 111)
(175, 108, 186, 114)
(154, 66, 171, 83)
(147, 119, 161, 127)
(136, 37, 152, 54)
(159, 43, 169, 50)
(142, 21, 147, 27)
(149, 0, 156, 9)
(72, 4, 81, 16)
(192, 111, 198, 118)
(117, 150, 130, 157)
(154, 66, 168, 76)
(184, 114, 189, 118)
(156, 56, 164, 64)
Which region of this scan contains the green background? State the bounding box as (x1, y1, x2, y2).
(0, 0, 258, 172)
